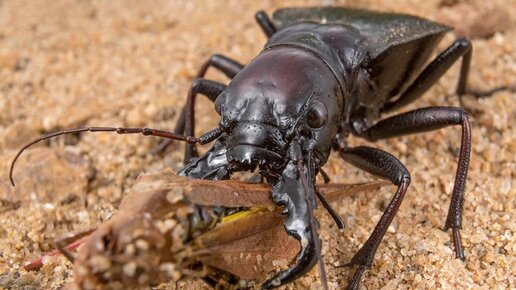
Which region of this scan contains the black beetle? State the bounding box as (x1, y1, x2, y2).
(10, 6, 505, 290)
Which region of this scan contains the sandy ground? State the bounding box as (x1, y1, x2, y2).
(0, 0, 514, 289)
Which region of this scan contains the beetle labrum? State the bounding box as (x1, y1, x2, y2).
(11, 7, 500, 289)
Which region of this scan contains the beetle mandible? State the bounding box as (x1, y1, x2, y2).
(11, 7, 497, 290)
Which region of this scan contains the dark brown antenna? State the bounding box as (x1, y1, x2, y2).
(9, 126, 222, 186)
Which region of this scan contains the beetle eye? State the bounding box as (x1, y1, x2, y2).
(306, 101, 328, 128)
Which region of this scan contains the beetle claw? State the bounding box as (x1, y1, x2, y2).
(346, 265, 367, 290)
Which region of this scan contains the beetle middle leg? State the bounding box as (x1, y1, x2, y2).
(255, 11, 278, 38)
(338, 146, 411, 290)
(354, 106, 471, 260)
(381, 36, 515, 113)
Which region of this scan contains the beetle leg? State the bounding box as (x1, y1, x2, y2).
(338, 146, 411, 290)
(154, 79, 227, 159)
(180, 55, 243, 160)
(182, 78, 227, 164)
(382, 37, 472, 112)
(156, 54, 244, 158)
(355, 106, 471, 260)
(255, 11, 278, 38)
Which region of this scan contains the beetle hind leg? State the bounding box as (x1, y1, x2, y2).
(355, 106, 471, 261)
(338, 146, 411, 290)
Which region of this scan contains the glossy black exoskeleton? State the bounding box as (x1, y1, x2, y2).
(176, 7, 475, 289)
(12, 6, 504, 290)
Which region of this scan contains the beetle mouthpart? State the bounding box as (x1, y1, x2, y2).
(226, 121, 288, 172)
(227, 122, 288, 154)
(264, 160, 320, 288)
(226, 145, 284, 172)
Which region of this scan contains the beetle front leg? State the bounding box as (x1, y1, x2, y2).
(182, 78, 227, 164)
(339, 146, 411, 290)
(180, 55, 243, 157)
(155, 78, 227, 162)
(356, 106, 471, 260)
(157, 54, 244, 158)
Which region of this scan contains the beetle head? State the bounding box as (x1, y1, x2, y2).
(214, 47, 343, 175)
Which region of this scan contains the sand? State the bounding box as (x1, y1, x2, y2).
(0, 0, 514, 289)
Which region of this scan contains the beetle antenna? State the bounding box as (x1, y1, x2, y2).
(9, 126, 222, 187)
(296, 150, 329, 290)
